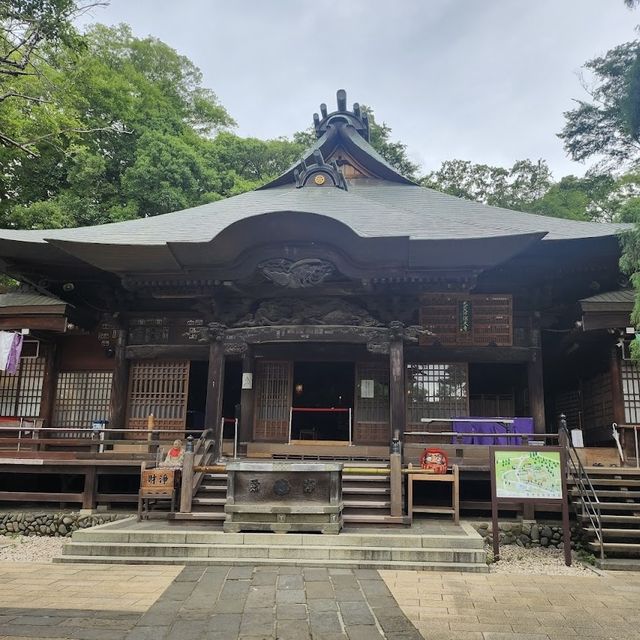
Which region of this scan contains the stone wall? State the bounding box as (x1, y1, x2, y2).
(473, 521, 586, 549)
(0, 512, 126, 537)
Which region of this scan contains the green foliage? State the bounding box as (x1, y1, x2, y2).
(421, 159, 552, 211)
(559, 41, 640, 170)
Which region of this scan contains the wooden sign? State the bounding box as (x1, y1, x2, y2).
(140, 468, 176, 496)
(490, 446, 571, 566)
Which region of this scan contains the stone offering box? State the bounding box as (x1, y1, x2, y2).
(223, 461, 343, 534)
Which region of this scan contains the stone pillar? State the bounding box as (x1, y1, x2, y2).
(206, 336, 226, 461)
(238, 346, 254, 448)
(180, 436, 195, 513)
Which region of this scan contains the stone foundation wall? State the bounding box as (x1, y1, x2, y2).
(473, 521, 586, 549)
(0, 512, 126, 537)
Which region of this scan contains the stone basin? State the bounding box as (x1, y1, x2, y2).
(223, 461, 343, 534)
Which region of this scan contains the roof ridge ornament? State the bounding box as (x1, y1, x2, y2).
(313, 89, 370, 142)
(294, 149, 348, 191)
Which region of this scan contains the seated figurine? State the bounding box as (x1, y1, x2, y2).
(160, 439, 184, 468)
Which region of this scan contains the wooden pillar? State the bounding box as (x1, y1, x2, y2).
(82, 467, 97, 510)
(239, 346, 254, 447)
(109, 329, 129, 436)
(528, 350, 546, 434)
(389, 452, 403, 517)
(39, 341, 57, 428)
(389, 337, 406, 443)
(179, 445, 195, 513)
(610, 344, 625, 425)
(206, 339, 226, 461)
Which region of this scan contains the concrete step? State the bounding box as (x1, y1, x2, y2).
(343, 500, 391, 509)
(191, 497, 226, 506)
(343, 487, 390, 495)
(61, 541, 485, 563)
(70, 529, 483, 549)
(168, 512, 225, 521)
(53, 554, 488, 572)
(584, 502, 640, 511)
(595, 558, 640, 571)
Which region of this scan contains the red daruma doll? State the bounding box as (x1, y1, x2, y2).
(420, 448, 448, 474)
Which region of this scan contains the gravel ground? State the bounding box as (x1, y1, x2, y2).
(488, 544, 597, 575)
(0, 534, 67, 562)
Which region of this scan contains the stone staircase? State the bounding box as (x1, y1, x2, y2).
(56, 517, 488, 572)
(571, 466, 640, 568)
(171, 461, 405, 526)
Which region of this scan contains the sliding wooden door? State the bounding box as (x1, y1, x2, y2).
(253, 360, 292, 442)
(354, 362, 390, 444)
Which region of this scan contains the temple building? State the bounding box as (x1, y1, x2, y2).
(0, 90, 636, 520)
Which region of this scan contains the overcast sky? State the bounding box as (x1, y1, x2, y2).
(78, 1, 638, 178)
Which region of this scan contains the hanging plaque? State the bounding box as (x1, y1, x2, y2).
(360, 379, 375, 399)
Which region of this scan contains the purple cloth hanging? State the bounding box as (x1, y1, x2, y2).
(513, 417, 534, 444)
(5, 333, 23, 375)
(453, 419, 476, 444)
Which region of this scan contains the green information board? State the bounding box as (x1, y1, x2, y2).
(493, 450, 562, 500)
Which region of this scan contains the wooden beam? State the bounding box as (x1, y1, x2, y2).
(125, 344, 209, 360)
(82, 467, 97, 509)
(205, 340, 225, 460)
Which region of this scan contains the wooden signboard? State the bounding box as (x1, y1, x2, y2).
(140, 468, 176, 496)
(490, 446, 571, 566)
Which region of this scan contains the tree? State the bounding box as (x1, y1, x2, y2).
(1, 23, 237, 227)
(559, 41, 640, 171)
(0, 0, 107, 156)
(421, 159, 552, 211)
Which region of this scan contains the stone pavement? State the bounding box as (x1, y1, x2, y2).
(381, 569, 640, 640)
(0, 563, 421, 639)
(2, 563, 640, 640)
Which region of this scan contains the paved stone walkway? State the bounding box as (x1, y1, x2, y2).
(0, 564, 421, 639)
(381, 569, 640, 640)
(2, 563, 640, 639)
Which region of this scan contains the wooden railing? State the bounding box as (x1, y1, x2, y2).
(617, 424, 640, 468)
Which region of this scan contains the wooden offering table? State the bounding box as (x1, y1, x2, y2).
(407, 463, 459, 523)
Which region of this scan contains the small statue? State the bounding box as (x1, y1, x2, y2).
(160, 439, 184, 468)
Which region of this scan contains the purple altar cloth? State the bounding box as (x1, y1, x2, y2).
(453, 417, 534, 445)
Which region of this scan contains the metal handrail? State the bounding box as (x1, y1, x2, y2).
(559, 415, 604, 560)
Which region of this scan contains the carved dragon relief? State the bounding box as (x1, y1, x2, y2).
(258, 258, 334, 289)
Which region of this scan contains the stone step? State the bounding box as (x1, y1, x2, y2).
(191, 497, 226, 506)
(343, 500, 390, 509)
(595, 557, 640, 571)
(61, 541, 485, 563)
(53, 554, 488, 572)
(342, 486, 390, 495)
(584, 502, 640, 511)
(343, 514, 406, 525)
(584, 527, 640, 539)
(589, 541, 640, 555)
(169, 512, 225, 521)
(70, 529, 484, 549)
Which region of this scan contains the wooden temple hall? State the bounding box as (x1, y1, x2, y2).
(0, 89, 637, 520)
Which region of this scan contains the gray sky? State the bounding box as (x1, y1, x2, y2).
(78, 1, 638, 178)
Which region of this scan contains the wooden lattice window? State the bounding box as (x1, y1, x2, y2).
(53, 371, 113, 429)
(420, 294, 512, 346)
(406, 363, 469, 427)
(622, 361, 640, 423)
(254, 361, 292, 442)
(0, 356, 45, 417)
(127, 360, 190, 432)
(354, 363, 390, 444)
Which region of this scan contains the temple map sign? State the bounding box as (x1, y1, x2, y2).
(494, 450, 562, 500)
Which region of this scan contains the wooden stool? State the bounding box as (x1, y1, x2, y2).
(407, 463, 459, 523)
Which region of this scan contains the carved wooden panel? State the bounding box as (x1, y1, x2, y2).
(253, 360, 292, 442)
(127, 360, 190, 433)
(420, 294, 512, 346)
(354, 362, 390, 444)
